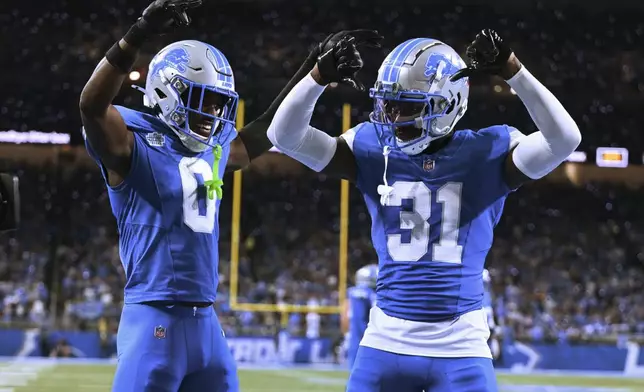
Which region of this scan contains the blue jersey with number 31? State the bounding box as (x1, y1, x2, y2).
(84, 106, 229, 304)
(345, 122, 515, 323)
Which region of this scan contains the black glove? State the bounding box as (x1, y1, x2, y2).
(316, 30, 383, 91)
(140, 0, 201, 31)
(125, 0, 202, 46)
(450, 29, 513, 82)
(318, 29, 383, 56)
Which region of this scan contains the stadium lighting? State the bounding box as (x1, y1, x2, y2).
(129, 71, 141, 81)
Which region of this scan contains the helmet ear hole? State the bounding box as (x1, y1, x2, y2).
(155, 88, 167, 99)
(445, 99, 456, 115)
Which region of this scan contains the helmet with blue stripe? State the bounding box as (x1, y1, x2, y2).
(355, 264, 379, 288)
(369, 38, 469, 155)
(142, 40, 238, 152)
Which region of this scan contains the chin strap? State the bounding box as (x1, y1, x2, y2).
(376, 146, 394, 206)
(205, 144, 224, 200)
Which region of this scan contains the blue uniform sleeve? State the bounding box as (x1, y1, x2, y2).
(82, 126, 113, 184)
(82, 108, 147, 191)
(114, 105, 168, 134)
(477, 124, 514, 161)
(340, 122, 380, 192)
(477, 124, 521, 193)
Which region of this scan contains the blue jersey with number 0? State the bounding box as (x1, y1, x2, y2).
(347, 122, 514, 322)
(84, 106, 229, 304)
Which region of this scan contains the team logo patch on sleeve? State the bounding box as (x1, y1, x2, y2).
(154, 325, 167, 339)
(145, 132, 165, 147)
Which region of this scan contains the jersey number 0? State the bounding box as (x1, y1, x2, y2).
(384, 181, 463, 264)
(178, 157, 217, 233)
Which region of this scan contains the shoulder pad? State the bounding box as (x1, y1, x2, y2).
(114, 106, 171, 135)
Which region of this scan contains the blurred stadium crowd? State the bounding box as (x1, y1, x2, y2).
(0, 0, 643, 346)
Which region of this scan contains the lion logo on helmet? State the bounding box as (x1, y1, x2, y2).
(149, 48, 191, 80)
(424, 53, 462, 80)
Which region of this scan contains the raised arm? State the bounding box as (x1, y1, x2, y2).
(225, 44, 321, 171)
(503, 59, 581, 188)
(452, 29, 581, 189)
(266, 30, 383, 182)
(79, 0, 201, 186)
(266, 66, 357, 181)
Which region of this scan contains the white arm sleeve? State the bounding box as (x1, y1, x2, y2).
(266, 74, 338, 172)
(508, 66, 582, 179)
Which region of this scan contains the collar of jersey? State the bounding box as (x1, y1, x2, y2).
(401, 129, 467, 161)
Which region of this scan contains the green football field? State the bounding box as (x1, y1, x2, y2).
(1, 362, 643, 391)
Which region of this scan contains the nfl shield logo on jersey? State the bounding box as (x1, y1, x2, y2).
(154, 325, 166, 339)
(423, 158, 435, 171)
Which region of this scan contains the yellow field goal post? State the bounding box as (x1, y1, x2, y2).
(229, 100, 353, 316)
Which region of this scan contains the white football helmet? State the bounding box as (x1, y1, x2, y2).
(370, 38, 469, 155)
(355, 264, 379, 288)
(141, 40, 238, 152)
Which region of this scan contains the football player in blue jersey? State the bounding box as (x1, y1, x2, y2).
(268, 29, 581, 391)
(78, 1, 343, 391)
(342, 264, 378, 369)
(482, 269, 500, 360)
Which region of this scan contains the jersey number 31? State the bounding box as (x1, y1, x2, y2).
(384, 181, 463, 264)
